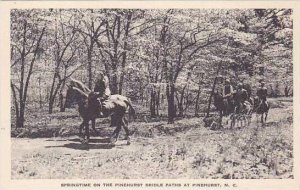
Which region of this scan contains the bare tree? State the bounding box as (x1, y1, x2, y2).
(11, 10, 46, 128)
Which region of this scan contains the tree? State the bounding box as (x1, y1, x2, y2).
(96, 9, 149, 94)
(47, 9, 85, 113)
(73, 9, 106, 89)
(11, 10, 47, 128)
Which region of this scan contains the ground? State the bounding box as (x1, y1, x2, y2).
(11, 97, 293, 179)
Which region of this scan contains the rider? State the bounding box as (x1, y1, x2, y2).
(222, 79, 234, 109)
(89, 72, 111, 116)
(256, 81, 268, 105)
(235, 82, 249, 113)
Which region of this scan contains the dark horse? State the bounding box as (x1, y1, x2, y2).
(213, 90, 253, 128)
(64, 78, 135, 144)
(253, 96, 270, 124)
(213, 91, 235, 118)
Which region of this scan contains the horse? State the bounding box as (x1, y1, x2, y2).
(243, 83, 252, 99)
(253, 96, 270, 124)
(213, 91, 235, 118)
(230, 100, 253, 128)
(64, 78, 135, 144)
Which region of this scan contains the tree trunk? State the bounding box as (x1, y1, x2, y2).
(195, 84, 201, 117)
(87, 48, 93, 89)
(59, 93, 65, 112)
(150, 90, 156, 117)
(118, 12, 132, 95)
(48, 72, 57, 114)
(18, 103, 25, 128)
(206, 62, 222, 117)
(167, 82, 176, 124)
(176, 89, 185, 117)
(11, 84, 20, 128)
(13, 24, 45, 128)
(48, 98, 54, 114)
(284, 85, 291, 97)
(48, 76, 63, 114)
(59, 81, 67, 112)
(156, 89, 160, 116)
(110, 64, 118, 94)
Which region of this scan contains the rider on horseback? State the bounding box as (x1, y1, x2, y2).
(256, 81, 268, 107)
(88, 72, 111, 117)
(235, 83, 249, 113)
(222, 79, 234, 113)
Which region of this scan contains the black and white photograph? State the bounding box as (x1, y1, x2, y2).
(1, 1, 300, 189)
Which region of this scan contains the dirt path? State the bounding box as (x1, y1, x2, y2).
(11, 100, 293, 179)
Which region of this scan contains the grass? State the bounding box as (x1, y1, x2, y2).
(11, 97, 293, 179)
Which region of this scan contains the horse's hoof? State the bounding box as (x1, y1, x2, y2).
(81, 139, 89, 144)
(126, 140, 131, 145)
(79, 137, 84, 142)
(110, 138, 117, 144)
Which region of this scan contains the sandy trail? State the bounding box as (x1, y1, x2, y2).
(11, 100, 293, 179)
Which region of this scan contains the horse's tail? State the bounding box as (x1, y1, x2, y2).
(126, 98, 136, 121)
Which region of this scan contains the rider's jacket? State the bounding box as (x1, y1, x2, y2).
(94, 76, 111, 99)
(223, 85, 233, 98)
(257, 87, 267, 101)
(236, 89, 248, 103)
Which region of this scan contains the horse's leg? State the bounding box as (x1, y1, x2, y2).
(110, 126, 118, 139)
(261, 114, 264, 125)
(230, 114, 235, 129)
(123, 117, 130, 139)
(114, 111, 126, 142)
(110, 126, 121, 143)
(247, 115, 251, 126)
(110, 118, 121, 143)
(122, 117, 131, 145)
(79, 121, 84, 140)
(220, 110, 223, 128)
(237, 115, 241, 129)
(85, 121, 90, 144)
(91, 119, 99, 135)
(248, 110, 252, 126)
(265, 111, 268, 122)
(115, 122, 122, 142)
(243, 115, 247, 127)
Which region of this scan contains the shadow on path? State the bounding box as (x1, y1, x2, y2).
(45, 142, 115, 150)
(45, 137, 111, 143)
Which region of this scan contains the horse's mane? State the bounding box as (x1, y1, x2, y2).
(70, 78, 91, 94)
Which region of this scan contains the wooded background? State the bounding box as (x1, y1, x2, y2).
(10, 9, 293, 128)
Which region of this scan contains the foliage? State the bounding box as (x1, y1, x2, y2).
(10, 9, 293, 127)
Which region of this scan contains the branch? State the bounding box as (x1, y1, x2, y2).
(23, 26, 46, 104)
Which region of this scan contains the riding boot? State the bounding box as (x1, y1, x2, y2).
(99, 103, 104, 117)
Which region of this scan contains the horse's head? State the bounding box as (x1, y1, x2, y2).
(213, 90, 223, 101)
(253, 96, 259, 108)
(212, 90, 224, 109)
(64, 79, 89, 108)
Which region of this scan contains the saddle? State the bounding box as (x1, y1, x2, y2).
(88, 92, 107, 117)
(258, 99, 268, 109)
(235, 101, 251, 114)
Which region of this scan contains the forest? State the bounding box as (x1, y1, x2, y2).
(10, 8, 294, 179)
(10, 8, 292, 128)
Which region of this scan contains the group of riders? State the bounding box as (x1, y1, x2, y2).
(88, 70, 268, 118)
(221, 78, 268, 115)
